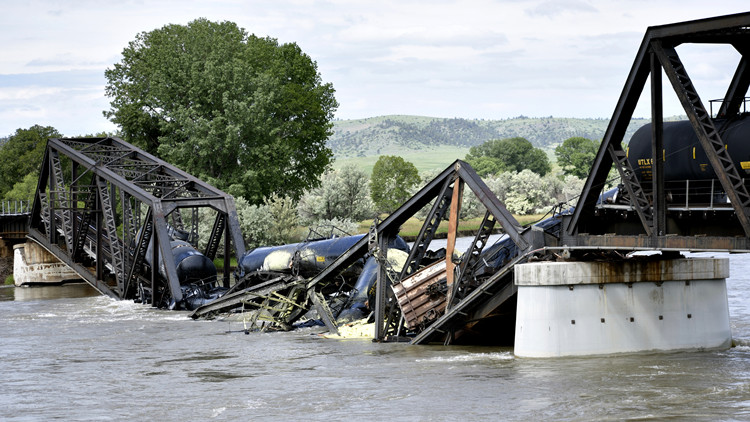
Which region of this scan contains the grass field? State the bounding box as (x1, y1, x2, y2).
(331, 145, 471, 175)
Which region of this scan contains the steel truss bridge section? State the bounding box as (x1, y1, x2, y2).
(301, 160, 542, 343)
(191, 160, 554, 346)
(27, 137, 246, 307)
(566, 12, 750, 250)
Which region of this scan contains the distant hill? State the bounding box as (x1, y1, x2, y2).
(329, 115, 656, 156)
(328, 115, 674, 174)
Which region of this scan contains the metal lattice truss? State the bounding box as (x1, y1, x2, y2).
(564, 13, 750, 250)
(28, 137, 246, 306)
(565, 12, 750, 250)
(191, 160, 551, 345)
(300, 160, 540, 342)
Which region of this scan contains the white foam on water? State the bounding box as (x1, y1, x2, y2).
(245, 399, 266, 409)
(210, 407, 226, 418)
(416, 351, 514, 363)
(59, 296, 193, 324)
(704, 382, 750, 399)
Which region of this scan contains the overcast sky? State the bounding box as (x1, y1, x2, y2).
(1, 1, 748, 137)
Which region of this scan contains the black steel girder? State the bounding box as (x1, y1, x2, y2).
(399, 174, 454, 280)
(568, 12, 750, 239)
(27, 137, 246, 306)
(717, 48, 750, 118)
(305, 160, 531, 293)
(652, 40, 750, 236)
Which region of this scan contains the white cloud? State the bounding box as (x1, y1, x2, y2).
(0, 85, 116, 138)
(524, 0, 598, 18)
(0, 0, 748, 135)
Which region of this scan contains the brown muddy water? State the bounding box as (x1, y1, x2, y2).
(1, 251, 749, 421)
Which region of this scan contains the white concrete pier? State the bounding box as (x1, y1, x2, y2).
(13, 241, 82, 286)
(514, 257, 731, 357)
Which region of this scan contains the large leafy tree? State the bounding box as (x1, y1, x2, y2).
(465, 137, 550, 177)
(555, 136, 599, 178)
(370, 155, 420, 213)
(0, 125, 62, 199)
(104, 19, 338, 204)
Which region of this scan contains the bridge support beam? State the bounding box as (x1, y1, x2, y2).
(513, 257, 731, 357)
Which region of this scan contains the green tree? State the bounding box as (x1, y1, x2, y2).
(0, 125, 62, 199)
(370, 156, 420, 213)
(465, 137, 550, 176)
(504, 170, 556, 215)
(4, 173, 39, 202)
(264, 193, 301, 245)
(555, 137, 599, 178)
(234, 196, 275, 249)
(297, 165, 374, 224)
(103, 18, 338, 204)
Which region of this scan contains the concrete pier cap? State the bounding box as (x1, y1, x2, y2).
(513, 257, 731, 358)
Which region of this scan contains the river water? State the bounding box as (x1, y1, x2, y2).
(1, 251, 749, 421)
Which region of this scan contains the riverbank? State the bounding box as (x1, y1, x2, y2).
(0, 256, 12, 285)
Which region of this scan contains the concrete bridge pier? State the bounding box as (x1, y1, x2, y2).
(513, 257, 731, 357)
(13, 241, 82, 286)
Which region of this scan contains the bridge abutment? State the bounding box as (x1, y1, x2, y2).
(13, 241, 82, 286)
(514, 257, 731, 357)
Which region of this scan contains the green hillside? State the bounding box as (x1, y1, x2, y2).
(328, 115, 667, 174)
(334, 145, 471, 175)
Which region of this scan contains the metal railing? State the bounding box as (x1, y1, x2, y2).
(709, 96, 750, 118)
(0, 200, 32, 215)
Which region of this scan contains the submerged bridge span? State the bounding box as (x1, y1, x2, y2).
(27, 137, 245, 308)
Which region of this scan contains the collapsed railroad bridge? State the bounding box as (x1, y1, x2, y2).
(188, 158, 558, 346)
(25, 136, 245, 309)
(22, 129, 563, 346)
(18, 12, 750, 355)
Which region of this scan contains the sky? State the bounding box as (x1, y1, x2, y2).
(0, 0, 748, 137)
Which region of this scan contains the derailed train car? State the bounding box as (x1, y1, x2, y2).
(234, 233, 411, 323)
(137, 227, 223, 310)
(149, 225, 413, 318)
